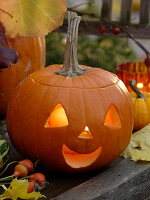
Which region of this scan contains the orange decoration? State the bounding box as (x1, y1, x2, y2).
(7, 12, 134, 173)
(129, 80, 150, 131)
(0, 36, 45, 118)
(116, 62, 150, 92)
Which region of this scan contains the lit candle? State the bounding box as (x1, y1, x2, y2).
(85, 126, 89, 133)
(78, 126, 93, 139)
(137, 83, 144, 89)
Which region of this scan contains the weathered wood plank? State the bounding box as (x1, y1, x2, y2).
(57, 19, 150, 39)
(100, 0, 113, 20)
(140, 0, 150, 24)
(120, 0, 132, 24)
(52, 158, 150, 200)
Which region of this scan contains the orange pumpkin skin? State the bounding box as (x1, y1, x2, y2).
(130, 92, 150, 131)
(7, 65, 134, 173)
(0, 36, 45, 118)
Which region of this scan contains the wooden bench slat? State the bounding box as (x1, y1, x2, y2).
(140, 0, 150, 24)
(100, 0, 113, 20)
(120, 0, 132, 24)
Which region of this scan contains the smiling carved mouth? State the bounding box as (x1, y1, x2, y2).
(62, 144, 102, 168)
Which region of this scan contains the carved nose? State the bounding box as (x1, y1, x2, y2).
(78, 126, 93, 139)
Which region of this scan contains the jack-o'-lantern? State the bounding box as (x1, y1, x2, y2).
(0, 36, 45, 118)
(7, 12, 134, 173)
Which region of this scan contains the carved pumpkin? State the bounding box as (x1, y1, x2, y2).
(7, 12, 134, 173)
(0, 36, 45, 118)
(130, 80, 150, 131)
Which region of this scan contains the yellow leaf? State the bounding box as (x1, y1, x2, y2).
(121, 123, 150, 161)
(0, 0, 66, 37)
(0, 178, 45, 200)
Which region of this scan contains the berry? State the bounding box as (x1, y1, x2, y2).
(99, 26, 106, 34)
(112, 27, 120, 35)
(144, 57, 150, 67)
(28, 181, 35, 193)
(29, 173, 46, 184)
(13, 164, 28, 177)
(19, 159, 34, 173)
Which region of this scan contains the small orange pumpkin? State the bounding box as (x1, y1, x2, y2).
(7, 12, 134, 173)
(129, 80, 150, 131)
(0, 36, 45, 118)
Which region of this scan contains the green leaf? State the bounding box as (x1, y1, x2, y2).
(0, 0, 66, 37)
(121, 124, 150, 161)
(0, 178, 45, 200)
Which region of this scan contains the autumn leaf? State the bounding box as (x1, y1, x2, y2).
(0, 178, 45, 200)
(121, 123, 150, 161)
(0, 0, 66, 38)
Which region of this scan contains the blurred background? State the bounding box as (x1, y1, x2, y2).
(46, 0, 150, 73)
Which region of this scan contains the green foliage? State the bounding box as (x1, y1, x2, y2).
(85, 0, 99, 17)
(46, 32, 65, 65)
(46, 32, 135, 73)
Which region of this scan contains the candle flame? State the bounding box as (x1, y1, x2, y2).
(137, 83, 144, 89)
(85, 126, 89, 133)
(78, 126, 93, 139)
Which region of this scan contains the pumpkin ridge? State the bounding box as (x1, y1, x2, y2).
(30, 75, 120, 89)
(78, 72, 101, 90)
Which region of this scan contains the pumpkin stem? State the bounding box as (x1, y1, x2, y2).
(56, 11, 86, 77)
(129, 80, 145, 99)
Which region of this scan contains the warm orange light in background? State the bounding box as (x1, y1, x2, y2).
(44, 103, 69, 128)
(116, 62, 150, 92)
(78, 126, 93, 139)
(137, 83, 144, 89)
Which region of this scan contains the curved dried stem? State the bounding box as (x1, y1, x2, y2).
(129, 80, 145, 99)
(56, 11, 85, 77)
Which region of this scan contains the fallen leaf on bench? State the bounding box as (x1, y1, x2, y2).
(121, 123, 150, 161)
(0, 178, 45, 200)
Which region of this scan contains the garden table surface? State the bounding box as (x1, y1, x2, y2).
(1, 120, 150, 200)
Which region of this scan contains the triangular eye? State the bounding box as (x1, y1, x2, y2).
(78, 126, 93, 139)
(104, 105, 121, 128)
(44, 103, 69, 128)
